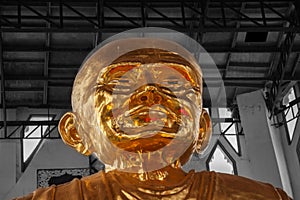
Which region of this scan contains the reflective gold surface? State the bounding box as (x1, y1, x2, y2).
(14, 170, 291, 200)
(14, 37, 292, 199)
(94, 49, 203, 172)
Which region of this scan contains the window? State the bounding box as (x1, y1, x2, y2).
(203, 107, 210, 115)
(218, 108, 232, 118)
(207, 142, 237, 175)
(283, 87, 299, 143)
(245, 32, 268, 42)
(218, 108, 240, 153)
(22, 115, 55, 170)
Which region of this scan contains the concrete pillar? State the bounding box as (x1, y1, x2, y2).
(0, 141, 17, 200)
(237, 90, 284, 188)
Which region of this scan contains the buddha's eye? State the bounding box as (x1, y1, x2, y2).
(161, 78, 186, 93)
(166, 80, 179, 84)
(107, 78, 135, 94)
(110, 78, 131, 85)
(119, 79, 129, 83)
(162, 79, 182, 86)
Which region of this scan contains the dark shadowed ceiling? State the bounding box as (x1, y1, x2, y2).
(0, 0, 299, 137)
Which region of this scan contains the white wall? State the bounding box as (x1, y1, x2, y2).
(0, 141, 17, 199)
(4, 139, 89, 200)
(0, 107, 89, 200)
(237, 90, 294, 198)
(237, 90, 284, 187)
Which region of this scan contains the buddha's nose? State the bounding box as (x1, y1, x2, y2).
(138, 85, 162, 106)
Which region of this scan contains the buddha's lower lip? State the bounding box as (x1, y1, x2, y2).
(132, 131, 176, 138)
(116, 121, 180, 134)
(114, 131, 177, 140)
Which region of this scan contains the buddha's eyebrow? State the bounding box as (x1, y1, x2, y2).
(106, 63, 141, 76)
(118, 79, 130, 83)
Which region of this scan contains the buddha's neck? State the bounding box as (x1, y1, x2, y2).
(120, 165, 188, 186)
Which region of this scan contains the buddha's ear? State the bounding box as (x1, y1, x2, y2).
(58, 112, 92, 156)
(195, 109, 212, 154)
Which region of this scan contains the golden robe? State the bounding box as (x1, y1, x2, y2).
(14, 170, 292, 200)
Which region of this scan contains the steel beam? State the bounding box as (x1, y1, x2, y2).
(0, 33, 7, 138)
(95, 0, 104, 45)
(2, 75, 74, 81)
(0, 120, 59, 139)
(145, 4, 183, 27)
(260, 1, 267, 26)
(223, 3, 243, 80)
(63, 3, 100, 27)
(0, 0, 295, 3)
(0, 15, 19, 28)
(21, 3, 60, 27)
(43, 3, 51, 105)
(183, 1, 223, 28)
(262, 2, 296, 26)
(59, 0, 63, 27)
(266, 6, 298, 116)
(0, 26, 299, 33)
(3, 44, 300, 53)
(291, 53, 299, 77)
(180, 1, 186, 27)
(222, 1, 263, 26)
(0, 103, 72, 109)
(5, 87, 43, 92)
(0, 15, 291, 22)
(105, 2, 140, 27)
(0, 117, 240, 140)
(0, 1, 298, 33)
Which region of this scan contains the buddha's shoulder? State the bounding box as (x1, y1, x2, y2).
(50, 170, 108, 190)
(194, 171, 292, 200)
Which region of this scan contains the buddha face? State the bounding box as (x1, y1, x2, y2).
(59, 42, 211, 172)
(96, 49, 202, 154)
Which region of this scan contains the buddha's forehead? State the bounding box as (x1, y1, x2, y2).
(98, 48, 202, 87)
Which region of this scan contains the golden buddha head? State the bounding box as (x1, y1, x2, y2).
(58, 29, 212, 173)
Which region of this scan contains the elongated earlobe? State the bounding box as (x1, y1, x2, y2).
(58, 112, 92, 156)
(195, 109, 212, 154)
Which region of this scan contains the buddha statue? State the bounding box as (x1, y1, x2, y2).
(13, 35, 292, 200)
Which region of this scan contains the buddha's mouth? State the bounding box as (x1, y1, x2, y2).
(104, 103, 195, 153)
(112, 104, 183, 138)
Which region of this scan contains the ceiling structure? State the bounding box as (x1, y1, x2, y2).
(0, 0, 300, 139)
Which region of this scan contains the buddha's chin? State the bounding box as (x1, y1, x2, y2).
(109, 131, 194, 154)
(109, 131, 173, 152)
